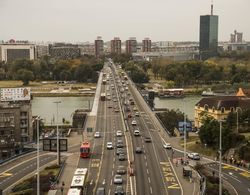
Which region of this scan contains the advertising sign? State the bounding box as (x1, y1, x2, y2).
(0, 87, 31, 101)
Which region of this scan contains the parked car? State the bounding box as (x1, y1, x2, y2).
(163, 143, 172, 149)
(135, 112, 140, 116)
(188, 153, 200, 160)
(116, 148, 124, 155)
(96, 187, 105, 195)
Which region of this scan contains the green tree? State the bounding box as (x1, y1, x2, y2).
(17, 69, 34, 85)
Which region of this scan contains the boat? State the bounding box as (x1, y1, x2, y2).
(158, 88, 184, 98)
(201, 88, 215, 96)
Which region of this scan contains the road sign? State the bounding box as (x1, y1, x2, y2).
(43, 138, 68, 152)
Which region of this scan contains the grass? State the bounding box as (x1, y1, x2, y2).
(240, 132, 250, 141)
(10, 164, 60, 195)
(180, 135, 217, 157)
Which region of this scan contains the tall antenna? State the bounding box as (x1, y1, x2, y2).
(211, 0, 214, 15)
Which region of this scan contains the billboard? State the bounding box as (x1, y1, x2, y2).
(0, 87, 31, 101)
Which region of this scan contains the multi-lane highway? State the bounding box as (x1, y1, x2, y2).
(0, 60, 250, 195)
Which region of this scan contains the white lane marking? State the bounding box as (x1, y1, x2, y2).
(110, 179, 112, 186)
(145, 161, 148, 167)
(150, 186, 153, 194)
(102, 179, 105, 185)
(147, 169, 149, 175)
(108, 189, 111, 195)
(148, 177, 151, 183)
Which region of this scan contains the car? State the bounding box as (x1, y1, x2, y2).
(108, 104, 112, 108)
(144, 137, 151, 143)
(133, 129, 140, 136)
(116, 166, 126, 175)
(135, 112, 140, 117)
(118, 153, 126, 161)
(114, 107, 120, 112)
(114, 185, 125, 195)
(116, 148, 125, 155)
(133, 107, 138, 111)
(127, 113, 132, 118)
(114, 174, 123, 184)
(113, 98, 118, 102)
(163, 143, 172, 149)
(131, 120, 137, 126)
(116, 142, 124, 148)
(116, 130, 123, 137)
(188, 153, 200, 160)
(96, 187, 105, 195)
(135, 147, 142, 153)
(106, 142, 113, 149)
(94, 132, 101, 138)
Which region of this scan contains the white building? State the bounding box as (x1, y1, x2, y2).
(0, 41, 36, 62)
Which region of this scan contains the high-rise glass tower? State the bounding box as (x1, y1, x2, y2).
(199, 3, 218, 60)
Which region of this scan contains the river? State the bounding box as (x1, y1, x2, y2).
(31, 95, 201, 125)
(32, 97, 94, 125)
(154, 96, 202, 120)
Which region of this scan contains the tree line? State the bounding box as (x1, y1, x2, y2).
(0, 55, 104, 85)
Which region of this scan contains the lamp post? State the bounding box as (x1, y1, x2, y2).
(236, 107, 242, 134)
(219, 120, 224, 195)
(184, 114, 187, 163)
(54, 101, 61, 166)
(36, 116, 41, 195)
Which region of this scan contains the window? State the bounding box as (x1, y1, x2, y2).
(230, 107, 234, 112)
(221, 107, 225, 113)
(212, 107, 215, 112)
(204, 105, 209, 111)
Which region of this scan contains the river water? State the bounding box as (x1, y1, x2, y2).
(154, 96, 202, 120)
(32, 97, 94, 125)
(31, 95, 201, 125)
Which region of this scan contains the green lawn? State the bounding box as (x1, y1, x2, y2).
(180, 136, 217, 157)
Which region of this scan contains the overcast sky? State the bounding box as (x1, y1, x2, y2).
(0, 0, 249, 43)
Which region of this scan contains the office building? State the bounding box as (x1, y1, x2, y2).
(95, 36, 104, 58)
(111, 37, 121, 55)
(142, 38, 152, 52)
(126, 37, 137, 54)
(49, 43, 80, 59)
(199, 3, 219, 59)
(0, 40, 36, 62)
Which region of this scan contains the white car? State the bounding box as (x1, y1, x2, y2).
(116, 130, 123, 137)
(94, 132, 101, 138)
(135, 112, 140, 117)
(114, 174, 123, 184)
(131, 120, 137, 126)
(107, 142, 113, 149)
(163, 143, 172, 149)
(133, 129, 140, 136)
(188, 152, 200, 160)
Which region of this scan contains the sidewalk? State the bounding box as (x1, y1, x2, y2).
(171, 157, 201, 195)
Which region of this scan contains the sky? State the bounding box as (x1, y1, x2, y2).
(0, 0, 249, 43)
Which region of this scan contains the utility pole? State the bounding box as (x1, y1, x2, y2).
(219, 120, 222, 195)
(36, 116, 40, 195)
(54, 101, 61, 166)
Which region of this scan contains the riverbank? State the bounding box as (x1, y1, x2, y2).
(0, 80, 96, 97)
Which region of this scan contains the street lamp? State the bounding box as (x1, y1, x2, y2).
(54, 101, 61, 166)
(236, 107, 242, 134)
(218, 119, 225, 195)
(35, 116, 41, 195)
(184, 114, 187, 163)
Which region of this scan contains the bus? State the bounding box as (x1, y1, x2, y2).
(100, 93, 106, 101)
(80, 142, 90, 158)
(69, 168, 88, 194)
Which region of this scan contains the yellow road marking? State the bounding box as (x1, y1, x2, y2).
(0, 172, 12, 177)
(223, 165, 238, 171)
(240, 171, 250, 178)
(168, 183, 181, 189)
